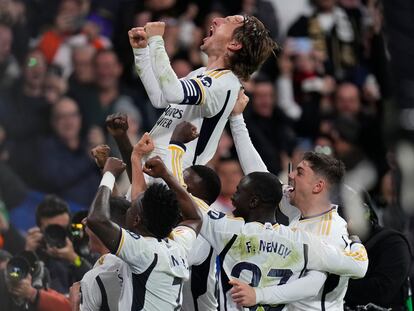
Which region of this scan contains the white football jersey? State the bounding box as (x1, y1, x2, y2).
(148, 68, 241, 168)
(182, 236, 219, 311)
(287, 207, 363, 311)
(200, 209, 368, 311)
(80, 253, 132, 311)
(114, 226, 196, 311)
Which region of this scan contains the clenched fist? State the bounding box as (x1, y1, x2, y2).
(144, 22, 165, 38)
(128, 27, 148, 49)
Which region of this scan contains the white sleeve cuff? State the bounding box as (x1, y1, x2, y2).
(99, 172, 116, 191)
(255, 288, 264, 304)
(133, 46, 149, 57)
(229, 114, 244, 123)
(148, 35, 164, 46)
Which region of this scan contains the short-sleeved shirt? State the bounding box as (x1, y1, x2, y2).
(114, 226, 196, 310)
(80, 253, 132, 311)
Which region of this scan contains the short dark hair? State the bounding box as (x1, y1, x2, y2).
(141, 183, 180, 239)
(230, 16, 280, 81)
(35, 194, 70, 226)
(189, 165, 221, 205)
(248, 172, 283, 207)
(303, 151, 345, 187)
(109, 196, 130, 227)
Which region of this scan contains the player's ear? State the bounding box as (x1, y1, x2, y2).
(228, 40, 242, 52)
(312, 179, 324, 194)
(250, 196, 259, 209)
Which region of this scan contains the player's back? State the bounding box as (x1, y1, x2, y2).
(200, 211, 310, 311)
(288, 208, 354, 311)
(149, 68, 241, 168)
(80, 253, 132, 311)
(115, 227, 195, 311)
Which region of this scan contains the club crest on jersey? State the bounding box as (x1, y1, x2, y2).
(207, 210, 225, 220)
(200, 76, 212, 88)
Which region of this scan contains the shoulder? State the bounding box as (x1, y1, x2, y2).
(320, 209, 348, 240)
(199, 69, 241, 89)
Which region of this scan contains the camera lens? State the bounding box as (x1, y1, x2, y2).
(44, 224, 67, 249)
(6, 257, 30, 282)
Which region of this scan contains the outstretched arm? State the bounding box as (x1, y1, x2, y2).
(229, 89, 268, 174)
(131, 132, 154, 201)
(106, 113, 133, 181)
(143, 156, 202, 234)
(87, 158, 126, 253)
(128, 27, 169, 109)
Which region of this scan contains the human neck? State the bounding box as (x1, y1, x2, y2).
(298, 197, 331, 218)
(23, 84, 43, 97)
(99, 86, 118, 107)
(62, 136, 79, 150)
(97, 246, 110, 256)
(246, 209, 276, 224)
(206, 54, 227, 71)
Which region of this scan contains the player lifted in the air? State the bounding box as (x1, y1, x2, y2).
(128, 15, 278, 168)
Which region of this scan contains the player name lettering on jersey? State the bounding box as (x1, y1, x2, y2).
(245, 239, 292, 258)
(171, 254, 189, 270)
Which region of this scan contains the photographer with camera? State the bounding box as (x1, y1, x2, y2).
(0, 250, 71, 311)
(24, 195, 91, 294)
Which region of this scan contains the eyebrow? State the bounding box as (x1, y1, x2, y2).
(297, 167, 305, 173)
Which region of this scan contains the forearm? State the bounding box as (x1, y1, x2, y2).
(276, 76, 302, 120)
(133, 47, 169, 108)
(255, 271, 326, 305)
(131, 154, 146, 201)
(167, 141, 187, 187)
(148, 36, 184, 103)
(163, 173, 202, 232)
(87, 174, 120, 253)
(113, 134, 133, 182)
(229, 114, 268, 174)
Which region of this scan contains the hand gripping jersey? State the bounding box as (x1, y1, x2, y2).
(80, 253, 132, 311)
(134, 36, 241, 168)
(114, 226, 196, 311)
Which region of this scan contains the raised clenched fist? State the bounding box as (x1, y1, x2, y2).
(128, 27, 148, 49)
(144, 22, 165, 38)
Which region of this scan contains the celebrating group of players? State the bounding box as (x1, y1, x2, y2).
(73, 14, 369, 311)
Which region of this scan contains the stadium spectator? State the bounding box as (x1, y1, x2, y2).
(0, 21, 20, 92)
(210, 157, 242, 214)
(24, 195, 91, 294)
(344, 190, 412, 311)
(245, 78, 296, 174)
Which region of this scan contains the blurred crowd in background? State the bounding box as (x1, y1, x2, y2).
(0, 0, 412, 309)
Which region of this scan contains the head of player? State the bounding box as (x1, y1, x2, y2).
(231, 171, 283, 222)
(125, 183, 181, 239)
(183, 165, 221, 205)
(201, 15, 279, 80)
(288, 151, 345, 216)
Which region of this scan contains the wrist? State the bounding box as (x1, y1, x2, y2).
(229, 113, 244, 121)
(148, 35, 163, 45)
(169, 140, 186, 151)
(100, 171, 116, 190)
(133, 46, 149, 55)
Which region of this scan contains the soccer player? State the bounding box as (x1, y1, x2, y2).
(79, 198, 132, 311)
(86, 152, 202, 310)
(227, 94, 368, 310)
(166, 121, 368, 311)
(128, 15, 278, 168)
(167, 122, 222, 311)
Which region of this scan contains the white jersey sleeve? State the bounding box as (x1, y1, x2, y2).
(229, 114, 268, 174)
(275, 225, 368, 278)
(133, 47, 168, 109)
(200, 210, 244, 254)
(80, 254, 132, 311)
(114, 228, 154, 273)
(169, 225, 197, 258)
(255, 270, 327, 305)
